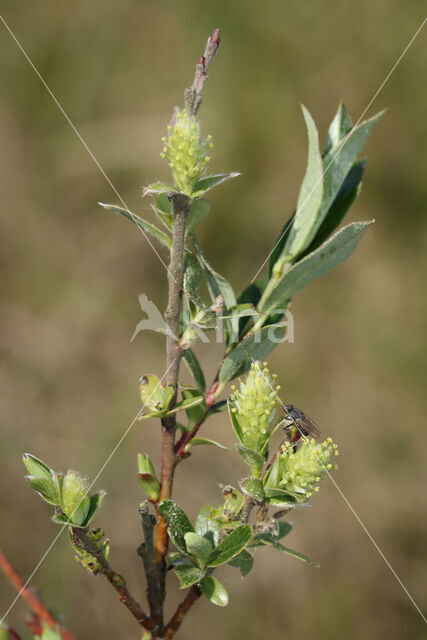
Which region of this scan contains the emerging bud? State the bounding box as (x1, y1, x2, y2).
(61, 470, 89, 522)
(161, 108, 213, 195)
(229, 362, 278, 454)
(264, 437, 339, 504)
(137, 453, 160, 502)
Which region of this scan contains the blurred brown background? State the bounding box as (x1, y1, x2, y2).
(1, 1, 426, 639)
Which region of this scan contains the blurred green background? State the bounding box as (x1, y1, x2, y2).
(1, 2, 426, 639)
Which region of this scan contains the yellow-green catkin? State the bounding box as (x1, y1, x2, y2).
(266, 437, 339, 503)
(229, 361, 279, 453)
(161, 108, 213, 195)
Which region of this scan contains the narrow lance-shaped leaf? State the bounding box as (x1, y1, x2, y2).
(259, 221, 374, 315)
(261, 539, 319, 567)
(218, 324, 285, 386)
(98, 203, 172, 250)
(184, 438, 228, 452)
(191, 172, 240, 197)
(303, 159, 367, 255)
(182, 349, 206, 393)
(323, 101, 353, 154)
(318, 111, 384, 225)
(281, 105, 324, 261)
(207, 525, 252, 567)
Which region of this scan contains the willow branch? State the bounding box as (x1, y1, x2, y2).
(0, 546, 76, 640)
(137, 502, 162, 629)
(71, 529, 154, 633)
(185, 28, 220, 116)
(163, 586, 201, 640)
(174, 376, 219, 458)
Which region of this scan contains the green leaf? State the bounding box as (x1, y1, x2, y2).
(170, 394, 204, 415)
(98, 203, 172, 250)
(173, 558, 205, 588)
(184, 253, 203, 298)
(186, 199, 211, 235)
(192, 236, 236, 309)
(184, 438, 227, 453)
(195, 506, 220, 547)
(182, 388, 206, 430)
(184, 532, 213, 567)
(200, 575, 229, 606)
(207, 525, 252, 567)
(51, 512, 70, 525)
(222, 486, 245, 518)
(69, 495, 91, 527)
(303, 159, 367, 255)
(324, 101, 353, 154)
(265, 494, 297, 507)
(25, 476, 59, 506)
(182, 349, 206, 393)
(261, 539, 319, 567)
(259, 221, 374, 315)
(158, 500, 194, 554)
(240, 477, 265, 502)
(209, 400, 227, 414)
(153, 192, 173, 231)
(143, 182, 176, 195)
(191, 172, 240, 197)
(23, 454, 52, 481)
(281, 106, 324, 260)
(236, 446, 265, 477)
(319, 111, 383, 225)
(218, 324, 285, 385)
(236, 278, 268, 338)
(251, 521, 293, 547)
(267, 215, 295, 278)
(228, 549, 254, 577)
(84, 490, 106, 525)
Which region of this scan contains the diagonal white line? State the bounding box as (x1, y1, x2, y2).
(0, 357, 177, 624)
(251, 358, 427, 624)
(251, 17, 427, 283)
(0, 13, 175, 282)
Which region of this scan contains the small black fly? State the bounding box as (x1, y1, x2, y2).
(283, 404, 322, 443)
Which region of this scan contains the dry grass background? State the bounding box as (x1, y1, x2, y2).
(0, 1, 426, 638)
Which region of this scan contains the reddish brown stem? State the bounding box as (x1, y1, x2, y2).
(163, 586, 201, 639)
(0, 546, 76, 640)
(174, 378, 219, 457)
(70, 529, 154, 633)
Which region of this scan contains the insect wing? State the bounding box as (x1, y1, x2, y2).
(295, 412, 322, 439)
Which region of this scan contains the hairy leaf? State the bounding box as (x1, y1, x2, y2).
(191, 172, 240, 197)
(173, 558, 205, 588)
(281, 106, 324, 261)
(186, 199, 211, 235)
(228, 549, 254, 577)
(259, 221, 373, 315)
(184, 532, 213, 567)
(207, 525, 252, 567)
(200, 575, 229, 606)
(182, 349, 206, 393)
(195, 505, 220, 548)
(158, 500, 194, 554)
(99, 203, 172, 250)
